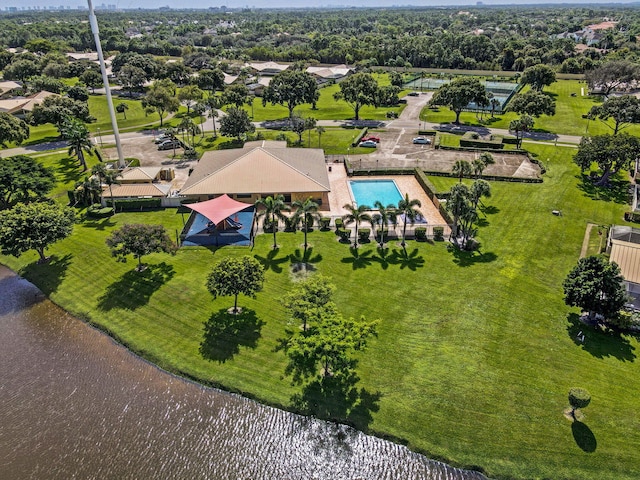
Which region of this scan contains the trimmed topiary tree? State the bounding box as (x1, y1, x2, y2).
(569, 387, 591, 420)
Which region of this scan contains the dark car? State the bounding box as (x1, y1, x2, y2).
(157, 139, 182, 150)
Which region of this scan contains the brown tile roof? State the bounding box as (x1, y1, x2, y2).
(180, 147, 329, 196)
(119, 167, 163, 182)
(105, 183, 169, 198)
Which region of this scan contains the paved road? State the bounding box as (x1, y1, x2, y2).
(0, 94, 582, 158)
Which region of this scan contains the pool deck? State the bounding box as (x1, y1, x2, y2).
(326, 162, 448, 227)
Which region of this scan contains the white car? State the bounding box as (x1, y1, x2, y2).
(413, 136, 431, 144)
(358, 140, 378, 148)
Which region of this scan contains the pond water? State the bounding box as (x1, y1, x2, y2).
(0, 266, 488, 480)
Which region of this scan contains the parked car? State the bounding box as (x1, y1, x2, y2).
(358, 140, 378, 148)
(154, 134, 172, 144)
(158, 139, 182, 150)
(408, 92, 420, 97)
(361, 135, 381, 143)
(413, 136, 431, 145)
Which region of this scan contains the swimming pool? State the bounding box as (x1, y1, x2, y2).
(348, 179, 403, 208)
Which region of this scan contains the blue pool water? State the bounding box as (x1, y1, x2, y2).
(349, 180, 403, 208)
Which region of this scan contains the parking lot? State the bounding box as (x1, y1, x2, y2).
(103, 132, 197, 189)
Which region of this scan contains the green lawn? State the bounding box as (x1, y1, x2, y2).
(246, 74, 407, 122)
(2, 142, 640, 480)
(423, 80, 640, 138)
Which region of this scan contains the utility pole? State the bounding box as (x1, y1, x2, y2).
(88, 0, 125, 168)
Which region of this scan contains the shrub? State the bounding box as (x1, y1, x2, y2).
(569, 388, 591, 412)
(263, 221, 278, 233)
(358, 228, 371, 242)
(337, 228, 351, 242)
(319, 217, 331, 230)
(87, 204, 114, 218)
(334, 218, 344, 230)
(284, 216, 298, 232)
(125, 157, 140, 167)
(415, 227, 427, 240)
(624, 211, 640, 223)
(433, 226, 445, 241)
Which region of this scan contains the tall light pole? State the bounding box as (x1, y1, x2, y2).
(88, 0, 125, 168)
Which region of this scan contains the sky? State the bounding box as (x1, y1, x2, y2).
(4, 0, 639, 9)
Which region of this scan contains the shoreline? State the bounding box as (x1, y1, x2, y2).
(0, 263, 489, 479)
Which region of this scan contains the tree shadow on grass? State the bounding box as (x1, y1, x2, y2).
(289, 247, 323, 267)
(341, 248, 374, 270)
(572, 421, 597, 452)
(20, 253, 72, 296)
(480, 205, 500, 216)
(576, 174, 630, 204)
(372, 246, 392, 270)
(290, 370, 381, 432)
(387, 247, 425, 270)
(566, 313, 635, 362)
(254, 248, 289, 273)
(57, 156, 83, 184)
(448, 245, 498, 267)
(199, 308, 264, 363)
(97, 262, 175, 311)
(82, 216, 117, 231)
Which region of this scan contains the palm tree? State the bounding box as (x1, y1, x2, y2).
(452, 159, 472, 183)
(473, 152, 495, 178)
(60, 117, 93, 171)
(342, 203, 372, 248)
(292, 197, 319, 250)
(91, 164, 121, 209)
(74, 175, 102, 206)
(470, 179, 491, 210)
(316, 125, 325, 149)
(255, 195, 290, 250)
(116, 102, 129, 120)
(207, 97, 220, 138)
(397, 194, 423, 247)
(372, 201, 397, 247)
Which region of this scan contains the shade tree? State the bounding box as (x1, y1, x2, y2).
(106, 223, 176, 272)
(0, 202, 75, 263)
(219, 107, 255, 140)
(0, 112, 30, 147)
(333, 72, 379, 121)
(573, 133, 640, 186)
(262, 69, 319, 119)
(563, 255, 627, 323)
(141, 82, 180, 127)
(585, 60, 640, 98)
(281, 274, 336, 332)
(281, 276, 377, 382)
(508, 90, 556, 118)
(29, 95, 94, 126)
(0, 155, 55, 210)
(588, 95, 640, 135)
(207, 256, 265, 314)
(429, 77, 488, 124)
(520, 64, 556, 91)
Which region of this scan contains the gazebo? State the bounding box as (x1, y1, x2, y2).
(181, 195, 255, 246)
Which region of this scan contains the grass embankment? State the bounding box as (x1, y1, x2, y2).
(2, 143, 640, 479)
(423, 79, 640, 138)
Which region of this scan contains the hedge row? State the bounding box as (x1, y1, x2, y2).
(422, 170, 543, 184)
(624, 211, 640, 223)
(413, 169, 454, 224)
(114, 198, 162, 211)
(351, 127, 369, 147)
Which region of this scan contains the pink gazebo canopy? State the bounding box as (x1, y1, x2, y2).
(185, 194, 251, 226)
